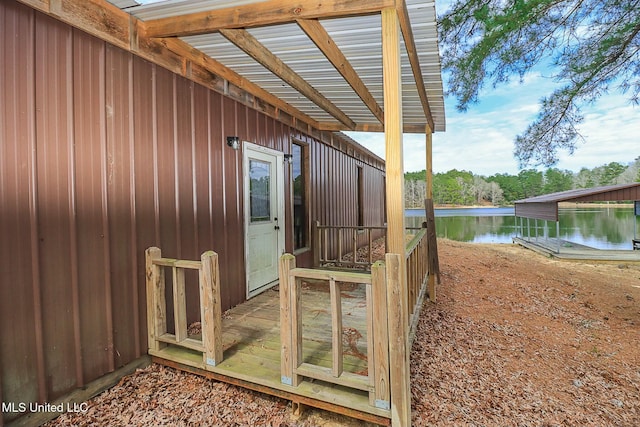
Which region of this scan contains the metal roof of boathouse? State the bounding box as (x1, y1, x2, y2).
(515, 183, 640, 221)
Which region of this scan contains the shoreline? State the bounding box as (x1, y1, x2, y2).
(405, 202, 635, 210)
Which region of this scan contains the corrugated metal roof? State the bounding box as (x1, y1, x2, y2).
(514, 183, 640, 221)
(107, 0, 446, 133)
(515, 183, 640, 204)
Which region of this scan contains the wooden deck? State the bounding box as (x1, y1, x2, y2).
(150, 284, 391, 425)
(513, 237, 640, 263)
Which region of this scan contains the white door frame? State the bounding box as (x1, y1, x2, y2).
(243, 141, 286, 298)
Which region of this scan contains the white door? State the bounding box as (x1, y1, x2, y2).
(244, 142, 285, 297)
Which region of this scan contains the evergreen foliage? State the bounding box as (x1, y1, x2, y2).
(439, 0, 640, 167)
(405, 158, 640, 207)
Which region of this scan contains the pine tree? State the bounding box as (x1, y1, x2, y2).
(439, 0, 640, 167)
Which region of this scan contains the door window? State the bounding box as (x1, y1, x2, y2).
(250, 159, 271, 223)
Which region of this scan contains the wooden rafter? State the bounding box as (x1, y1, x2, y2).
(319, 122, 431, 134)
(159, 38, 320, 128)
(19, 0, 438, 135)
(297, 19, 384, 124)
(396, 1, 434, 133)
(220, 28, 356, 130)
(143, 0, 395, 38)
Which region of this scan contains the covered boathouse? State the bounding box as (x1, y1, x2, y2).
(0, 0, 446, 426)
(514, 183, 640, 261)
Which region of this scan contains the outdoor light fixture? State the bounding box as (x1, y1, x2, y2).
(284, 154, 293, 164)
(226, 136, 240, 150)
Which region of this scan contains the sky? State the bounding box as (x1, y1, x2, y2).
(346, 2, 639, 177)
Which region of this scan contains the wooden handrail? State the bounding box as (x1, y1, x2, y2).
(313, 222, 426, 270)
(145, 247, 223, 368)
(404, 226, 429, 346)
(279, 255, 390, 410)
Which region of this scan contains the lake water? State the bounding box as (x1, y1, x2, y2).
(406, 206, 639, 250)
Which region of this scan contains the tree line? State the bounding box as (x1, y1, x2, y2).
(405, 158, 640, 208)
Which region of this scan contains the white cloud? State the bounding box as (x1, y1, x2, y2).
(348, 88, 638, 176)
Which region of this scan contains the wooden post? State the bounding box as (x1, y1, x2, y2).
(368, 228, 373, 265)
(425, 132, 439, 301)
(290, 262, 303, 387)
(173, 266, 187, 342)
(145, 247, 166, 352)
(425, 199, 440, 301)
(329, 278, 343, 378)
(201, 251, 223, 367)
(371, 261, 390, 410)
(352, 229, 357, 264)
(312, 221, 320, 267)
(385, 253, 410, 425)
(426, 132, 433, 200)
(279, 253, 300, 386)
(383, 7, 411, 426)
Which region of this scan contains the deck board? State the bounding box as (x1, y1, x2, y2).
(151, 284, 390, 421)
(514, 237, 640, 262)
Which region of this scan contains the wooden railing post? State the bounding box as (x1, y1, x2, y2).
(173, 267, 187, 342)
(279, 253, 301, 386)
(312, 221, 320, 267)
(385, 252, 410, 425)
(425, 199, 439, 302)
(329, 278, 343, 378)
(201, 251, 223, 367)
(371, 260, 390, 410)
(145, 247, 166, 352)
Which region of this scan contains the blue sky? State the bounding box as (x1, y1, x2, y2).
(347, 1, 639, 176)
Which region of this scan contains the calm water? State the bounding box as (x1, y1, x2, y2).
(406, 206, 639, 250)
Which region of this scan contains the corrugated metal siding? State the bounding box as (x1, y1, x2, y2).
(1, 1, 386, 419)
(1, 1, 44, 414)
(515, 202, 559, 222)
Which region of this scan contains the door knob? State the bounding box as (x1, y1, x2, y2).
(274, 225, 280, 230)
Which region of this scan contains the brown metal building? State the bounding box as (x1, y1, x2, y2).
(0, 1, 388, 422)
(1, 0, 447, 424)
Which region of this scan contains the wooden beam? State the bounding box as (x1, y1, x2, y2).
(143, 0, 395, 38)
(382, 10, 406, 258)
(426, 132, 433, 199)
(51, 0, 131, 50)
(220, 28, 356, 129)
(318, 121, 430, 134)
(159, 37, 320, 129)
(16, 0, 327, 133)
(297, 19, 384, 124)
(396, 0, 434, 132)
(382, 7, 411, 426)
(425, 131, 438, 302)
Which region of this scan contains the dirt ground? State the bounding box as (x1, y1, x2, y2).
(47, 239, 640, 426)
(411, 239, 640, 426)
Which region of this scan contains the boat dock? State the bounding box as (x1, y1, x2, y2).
(513, 237, 640, 263)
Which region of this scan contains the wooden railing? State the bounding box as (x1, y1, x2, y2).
(313, 222, 424, 270)
(405, 225, 429, 344)
(313, 221, 387, 269)
(145, 247, 223, 367)
(279, 255, 391, 410)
